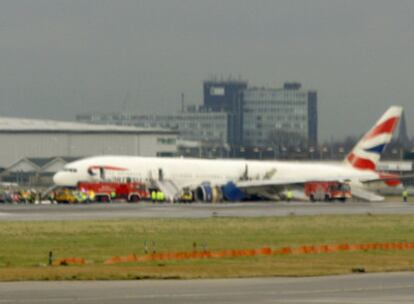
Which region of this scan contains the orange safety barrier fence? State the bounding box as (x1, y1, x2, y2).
(53, 257, 86, 266)
(103, 242, 414, 265)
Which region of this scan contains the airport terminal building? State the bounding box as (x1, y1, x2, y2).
(77, 111, 229, 146)
(243, 83, 318, 147)
(0, 117, 178, 185)
(77, 81, 318, 158)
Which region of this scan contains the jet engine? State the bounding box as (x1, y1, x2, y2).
(195, 182, 212, 202)
(195, 182, 222, 202)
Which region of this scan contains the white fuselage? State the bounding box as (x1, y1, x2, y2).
(53, 155, 379, 189)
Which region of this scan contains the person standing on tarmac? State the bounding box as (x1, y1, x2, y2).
(151, 190, 157, 203)
(156, 190, 164, 203)
(286, 189, 293, 202)
(89, 190, 95, 203)
(403, 188, 409, 203)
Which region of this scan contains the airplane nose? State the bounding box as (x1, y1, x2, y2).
(53, 172, 66, 186)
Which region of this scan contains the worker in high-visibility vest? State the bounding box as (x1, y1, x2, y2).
(89, 191, 95, 202)
(156, 191, 164, 203)
(151, 191, 157, 203)
(286, 190, 293, 202)
(403, 188, 409, 203)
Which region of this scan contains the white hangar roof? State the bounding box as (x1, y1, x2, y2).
(0, 117, 177, 134)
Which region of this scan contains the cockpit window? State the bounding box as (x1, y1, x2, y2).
(63, 168, 78, 173)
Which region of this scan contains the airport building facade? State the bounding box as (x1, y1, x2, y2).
(242, 83, 318, 148)
(203, 80, 247, 147)
(77, 80, 318, 158)
(203, 80, 247, 112)
(77, 111, 229, 145)
(0, 117, 178, 185)
(201, 80, 317, 149)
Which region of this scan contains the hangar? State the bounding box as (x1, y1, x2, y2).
(0, 117, 178, 185)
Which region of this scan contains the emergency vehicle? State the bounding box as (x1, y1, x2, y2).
(305, 181, 352, 202)
(178, 187, 194, 203)
(77, 181, 149, 203)
(55, 188, 79, 204)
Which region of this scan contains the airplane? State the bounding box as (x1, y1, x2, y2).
(53, 106, 404, 202)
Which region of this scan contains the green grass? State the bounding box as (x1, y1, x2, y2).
(1, 215, 414, 280)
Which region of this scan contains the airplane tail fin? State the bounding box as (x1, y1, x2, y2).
(345, 106, 403, 171)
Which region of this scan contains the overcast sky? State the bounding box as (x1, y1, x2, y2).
(1, 0, 413, 141)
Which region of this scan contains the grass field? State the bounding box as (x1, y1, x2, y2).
(1, 214, 414, 280)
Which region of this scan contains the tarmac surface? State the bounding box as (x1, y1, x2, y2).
(1, 272, 414, 303)
(0, 201, 413, 221)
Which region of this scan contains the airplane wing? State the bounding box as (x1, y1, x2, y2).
(234, 175, 383, 202)
(179, 173, 385, 202)
(235, 175, 358, 189)
(361, 174, 414, 184)
(234, 178, 306, 200)
(349, 186, 385, 201)
(235, 178, 307, 189)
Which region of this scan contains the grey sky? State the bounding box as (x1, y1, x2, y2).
(0, 0, 413, 141)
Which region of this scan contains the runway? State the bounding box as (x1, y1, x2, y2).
(1, 272, 413, 303)
(0, 201, 413, 221)
(1, 204, 413, 303)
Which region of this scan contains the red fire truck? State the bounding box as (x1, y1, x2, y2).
(77, 181, 150, 203)
(305, 181, 352, 202)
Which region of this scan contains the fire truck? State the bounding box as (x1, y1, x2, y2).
(77, 181, 150, 203)
(305, 181, 352, 202)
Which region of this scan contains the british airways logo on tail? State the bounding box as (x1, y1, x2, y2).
(364, 144, 386, 154)
(345, 107, 402, 171)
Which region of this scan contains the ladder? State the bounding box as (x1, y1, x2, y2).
(154, 180, 180, 202)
